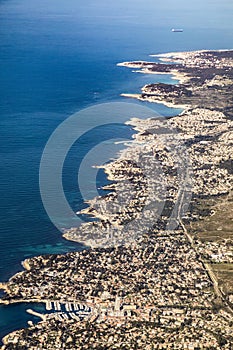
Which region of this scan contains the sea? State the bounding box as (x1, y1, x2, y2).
(0, 0, 233, 342)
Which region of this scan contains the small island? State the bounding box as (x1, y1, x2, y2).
(1, 50, 233, 349)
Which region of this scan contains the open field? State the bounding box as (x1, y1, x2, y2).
(189, 192, 233, 296)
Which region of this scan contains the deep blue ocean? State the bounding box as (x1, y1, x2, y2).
(0, 0, 233, 341)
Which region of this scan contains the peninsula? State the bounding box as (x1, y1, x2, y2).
(1, 50, 233, 349)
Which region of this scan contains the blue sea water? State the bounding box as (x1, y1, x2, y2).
(0, 0, 233, 342)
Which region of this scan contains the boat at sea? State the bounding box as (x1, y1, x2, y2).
(171, 28, 183, 32)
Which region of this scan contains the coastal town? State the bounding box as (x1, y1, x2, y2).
(1, 50, 233, 349)
(118, 50, 233, 116)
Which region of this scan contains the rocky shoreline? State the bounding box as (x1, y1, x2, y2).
(1, 50, 233, 349)
(118, 50, 233, 118)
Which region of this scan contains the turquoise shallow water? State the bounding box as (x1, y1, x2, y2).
(0, 0, 233, 341)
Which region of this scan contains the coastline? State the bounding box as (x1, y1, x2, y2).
(21, 259, 31, 271)
(120, 93, 189, 109)
(150, 48, 233, 59)
(123, 66, 191, 85)
(1, 49, 233, 349)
